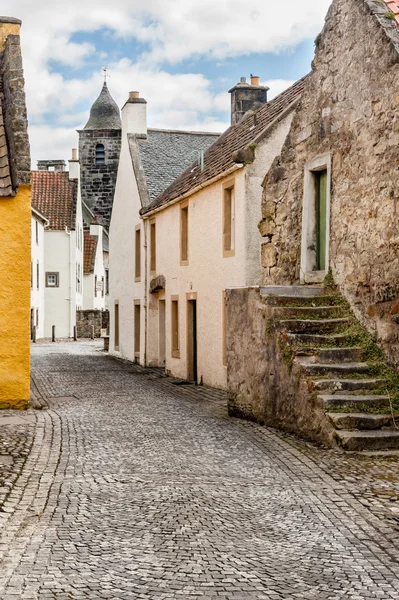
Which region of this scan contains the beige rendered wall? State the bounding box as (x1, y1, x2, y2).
(145, 170, 248, 390)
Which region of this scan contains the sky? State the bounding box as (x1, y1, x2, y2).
(7, 0, 332, 168)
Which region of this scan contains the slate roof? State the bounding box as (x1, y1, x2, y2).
(31, 171, 78, 231)
(141, 77, 306, 215)
(384, 0, 399, 24)
(135, 129, 220, 203)
(84, 83, 121, 130)
(83, 230, 98, 275)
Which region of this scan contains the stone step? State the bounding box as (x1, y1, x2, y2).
(336, 430, 399, 452)
(327, 412, 392, 430)
(261, 285, 325, 298)
(313, 378, 388, 392)
(284, 333, 353, 347)
(264, 295, 338, 307)
(319, 394, 390, 409)
(300, 361, 370, 377)
(271, 306, 344, 319)
(276, 318, 350, 334)
(297, 347, 363, 363)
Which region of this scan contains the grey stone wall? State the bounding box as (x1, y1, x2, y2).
(260, 0, 399, 365)
(1, 34, 31, 187)
(76, 310, 109, 338)
(78, 129, 121, 228)
(226, 288, 336, 446)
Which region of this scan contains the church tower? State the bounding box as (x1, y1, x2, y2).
(78, 82, 122, 228)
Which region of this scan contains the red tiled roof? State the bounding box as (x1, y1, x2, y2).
(31, 171, 77, 231)
(141, 77, 306, 214)
(83, 230, 98, 275)
(384, 0, 399, 24)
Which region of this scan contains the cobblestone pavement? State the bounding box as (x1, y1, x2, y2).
(0, 341, 399, 599)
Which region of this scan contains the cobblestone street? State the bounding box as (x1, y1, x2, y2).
(0, 342, 399, 599)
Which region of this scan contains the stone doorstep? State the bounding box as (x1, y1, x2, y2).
(263, 294, 337, 307)
(296, 347, 363, 363)
(313, 378, 388, 391)
(0, 415, 36, 426)
(300, 361, 371, 376)
(276, 317, 350, 334)
(270, 305, 343, 319)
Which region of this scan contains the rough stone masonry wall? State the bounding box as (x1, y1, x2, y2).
(79, 130, 121, 229)
(260, 0, 399, 365)
(226, 288, 336, 446)
(76, 310, 109, 338)
(1, 34, 31, 187)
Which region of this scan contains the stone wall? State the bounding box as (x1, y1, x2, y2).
(260, 0, 399, 365)
(79, 129, 121, 228)
(76, 309, 109, 338)
(226, 288, 336, 446)
(1, 33, 31, 187)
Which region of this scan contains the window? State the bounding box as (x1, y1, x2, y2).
(150, 219, 156, 273)
(95, 144, 105, 164)
(35, 221, 39, 245)
(171, 296, 180, 358)
(36, 309, 39, 327)
(46, 272, 59, 287)
(223, 185, 235, 257)
(105, 269, 109, 295)
(101, 276, 105, 298)
(114, 302, 120, 350)
(180, 203, 189, 264)
(135, 227, 141, 281)
(36, 262, 40, 290)
(94, 275, 98, 297)
(134, 301, 141, 358)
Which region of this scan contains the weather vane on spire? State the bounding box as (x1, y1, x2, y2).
(102, 66, 109, 83)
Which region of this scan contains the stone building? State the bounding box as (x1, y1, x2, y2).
(78, 83, 121, 228)
(227, 0, 399, 451)
(0, 17, 32, 409)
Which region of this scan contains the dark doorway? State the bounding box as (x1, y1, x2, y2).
(30, 308, 34, 340)
(187, 299, 197, 383)
(315, 169, 327, 271)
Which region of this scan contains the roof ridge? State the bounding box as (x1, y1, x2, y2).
(147, 128, 221, 136)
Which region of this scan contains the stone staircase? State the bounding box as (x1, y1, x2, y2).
(262, 285, 399, 452)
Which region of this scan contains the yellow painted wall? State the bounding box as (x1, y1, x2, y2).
(0, 184, 31, 408)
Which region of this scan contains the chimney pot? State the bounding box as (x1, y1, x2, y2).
(251, 75, 260, 86)
(129, 91, 140, 99)
(240, 77, 246, 84)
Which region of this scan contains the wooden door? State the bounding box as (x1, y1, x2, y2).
(316, 170, 327, 271)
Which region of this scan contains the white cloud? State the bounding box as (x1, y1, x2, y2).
(5, 0, 332, 165)
(265, 79, 297, 100)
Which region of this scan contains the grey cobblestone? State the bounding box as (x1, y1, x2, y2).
(0, 341, 398, 598)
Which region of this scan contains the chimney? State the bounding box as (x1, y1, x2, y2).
(37, 159, 66, 172)
(122, 91, 147, 136)
(90, 215, 103, 242)
(68, 149, 79, 180)
(228, 75, 269, 125)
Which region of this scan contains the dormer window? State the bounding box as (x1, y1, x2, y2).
(95, 144, 105, 164)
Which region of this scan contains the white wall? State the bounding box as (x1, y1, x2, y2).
(109, 133, 145, 362)
(30, 214, 45, 339)
(83, 225, 106, 310)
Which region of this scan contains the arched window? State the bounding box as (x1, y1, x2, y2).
(95, 144, 105, 164)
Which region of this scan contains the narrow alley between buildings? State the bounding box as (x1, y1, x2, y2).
(0, 341, 399, 599)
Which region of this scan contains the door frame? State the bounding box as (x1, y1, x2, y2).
(300, 153, 332, 284)
(186, 293, 198, 383)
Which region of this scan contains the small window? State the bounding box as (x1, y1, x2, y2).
(35, 221, 39, 245)
(46, 272, 59, 287)
(95, 144, 105, 165)
(171, 296, 180, 358)
(36, 262, 40, 290)
(150, 220, 156, 273)
(180, 204, 189, 264)
(105, 269, 109, 295)
(223, 185, 235, 257)
(101, 276, 105, 298)
(36, 309, 39, 327)
(94, 275, 98, 297)
(135, 227, 141, 281)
